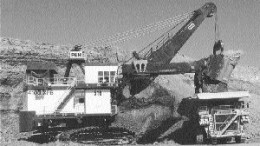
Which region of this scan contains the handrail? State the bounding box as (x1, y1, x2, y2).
(26, 76, 78, 86)
(27, 76, 120, 87)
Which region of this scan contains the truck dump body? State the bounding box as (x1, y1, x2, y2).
(196, 91, 250, 100)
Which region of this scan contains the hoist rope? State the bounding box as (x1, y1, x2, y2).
(83, 12, 193, 47)
(101, 17, 186, 47)
(142, 16, 191, 57)
(122, 15, 191, 64)
(214, 12, 220, 42)
(88, 13, 192, 47)
(84, 15, 189, 47)
(93, 13, 192, 47)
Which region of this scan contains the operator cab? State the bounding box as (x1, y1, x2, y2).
(84, 63, 118, 87)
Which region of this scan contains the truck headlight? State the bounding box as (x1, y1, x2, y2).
(200, 118, 209, 125)
(241, 115, 250, 123)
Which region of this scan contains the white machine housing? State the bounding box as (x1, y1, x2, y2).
(25, 64, 119, 116)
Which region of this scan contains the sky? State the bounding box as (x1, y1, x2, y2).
(1, 0, 260, 67)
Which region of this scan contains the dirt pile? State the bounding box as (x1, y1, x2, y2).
(113, 74, 194, 143)
(1, 37, 260, 144)
(232, 66, 260, 83)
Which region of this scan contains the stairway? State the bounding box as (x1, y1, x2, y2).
(54, 80, 76, 113)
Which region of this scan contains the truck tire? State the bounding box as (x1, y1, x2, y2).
(196, 134, 204, 144)
(235, 136, 241, 143)
(219, 138, 228, 144)
(195, 127, 205, 144)
(211, 138, 217, 145)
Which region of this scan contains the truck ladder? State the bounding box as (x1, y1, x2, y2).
(219, 110, 240, 135)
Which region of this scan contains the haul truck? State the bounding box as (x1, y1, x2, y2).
(194, 91, 250, 144)
(189, 46, 250, 144)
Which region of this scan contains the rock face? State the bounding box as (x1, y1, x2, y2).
(1, 37, 260, 144)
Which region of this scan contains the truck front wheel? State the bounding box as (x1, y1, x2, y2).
(211, 138, 217, 145)
(196, 134, 204, 144)
(235, 136, 241, 143)
(195, 127, 205, 144)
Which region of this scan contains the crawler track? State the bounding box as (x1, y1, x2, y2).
(24, 126, 136, 145)
(62, 127, 136, 145)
